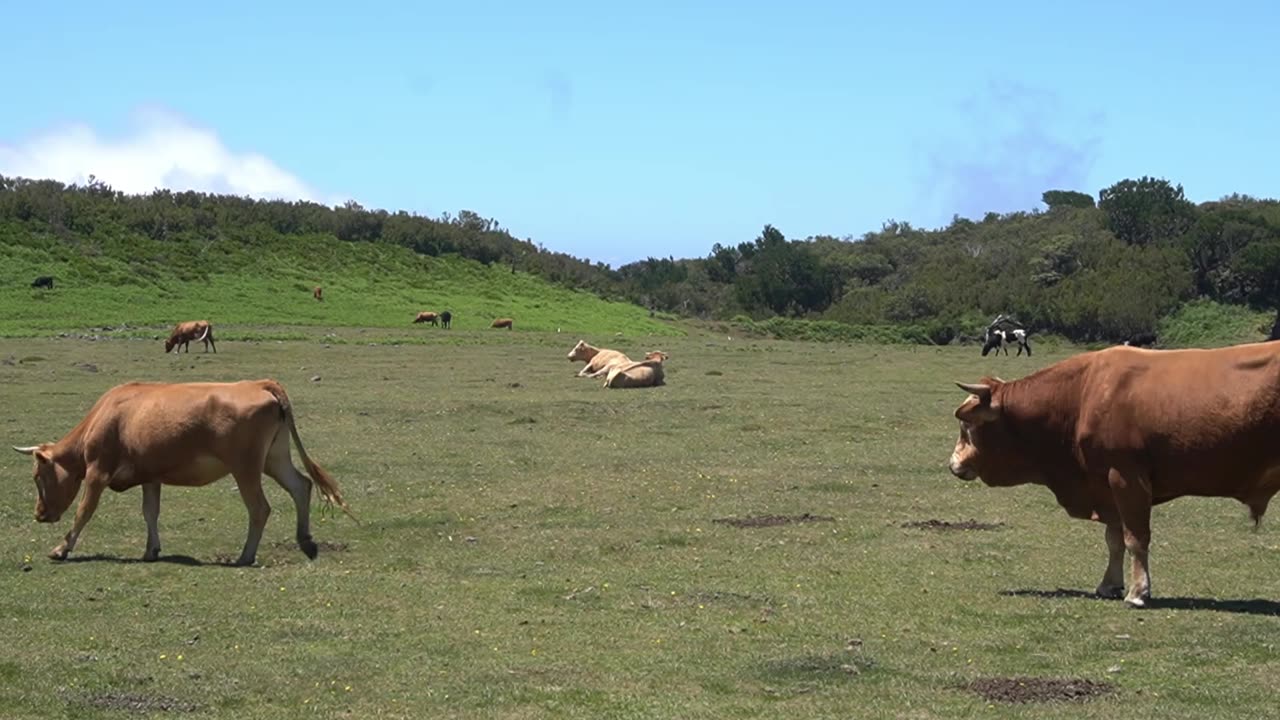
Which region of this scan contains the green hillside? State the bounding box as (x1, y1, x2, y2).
(0, 221, 678, 338)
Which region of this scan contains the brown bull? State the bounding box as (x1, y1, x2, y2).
(13, 379, 353, 566)
(491, 318, 513, 330)
(314, 286, 323, 301)
(164, 320, 216, 354)
(950, 341, 1280, 607)
(414, 311, 439, 325)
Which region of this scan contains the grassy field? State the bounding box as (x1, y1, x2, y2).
(2, 331, 1279, 719)
(0, 228, 677, 338)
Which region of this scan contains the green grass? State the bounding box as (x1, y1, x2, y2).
(2, 333, 1279, 719)
(0, 225, 678, 338)
(1157, 298, 1271, 348)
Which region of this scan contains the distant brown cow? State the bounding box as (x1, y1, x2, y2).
(313, 286, 323, 301)
(604, 351, 668, 389)
(413, 311, 439, 325)
(164, 320, 216, 354)
(491, 318, 514, 330)
(567, 340, 631, 378)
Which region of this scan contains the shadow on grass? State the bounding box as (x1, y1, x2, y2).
(1001, 588, 1280, 616)
(63, 553, 235, 567)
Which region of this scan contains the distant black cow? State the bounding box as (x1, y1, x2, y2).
(31, 276, 54, 290)
(1123, 332, 1157, 348)
(441, 310, 452, 329)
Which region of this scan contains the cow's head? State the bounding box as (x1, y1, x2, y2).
(12, 444, 80, 523)
(949, 378, 1036, 486)
(643, 350, 668, 363)
(163, 337, 177, 353)
(567, 340, 594, 362)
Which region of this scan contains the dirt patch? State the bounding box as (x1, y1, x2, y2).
(713, 513, 834, 529)
(965, 677, 1115, 704)
(901, 519, 1005, 531)
(81, 691, 199, 713)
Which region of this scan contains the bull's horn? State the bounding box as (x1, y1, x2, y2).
(955, 382, 992, 401)
(12, 445, 40, 455)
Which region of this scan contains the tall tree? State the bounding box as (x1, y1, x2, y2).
(1098, 176, 1197, 246)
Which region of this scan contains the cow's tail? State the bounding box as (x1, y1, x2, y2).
(266, 382, 357, 523)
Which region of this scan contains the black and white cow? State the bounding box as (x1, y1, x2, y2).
(981, 327, 1032, 357)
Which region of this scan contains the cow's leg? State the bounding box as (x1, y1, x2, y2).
(1095, 522, 1125, 598)
(231, 471, 271, 566)
(50, 472, 107, 560)
(141, 482, 162, 561)
(264, 432, 318, 560)
(1108, 466, 1153, 607)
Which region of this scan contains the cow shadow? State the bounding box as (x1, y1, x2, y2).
(1001, 588, 1280, 616)
(63, 553, 234, 567)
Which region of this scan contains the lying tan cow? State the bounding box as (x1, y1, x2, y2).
(950, 341, 1280, 607)
(604, 351, 668, 389)
(567, 340, 631, 378)
(413, 311, 439, 325)
(13, 379, 353, 566)
(164, 320, 216, 354)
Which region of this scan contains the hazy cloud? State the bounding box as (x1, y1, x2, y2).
(922, 81, 1103, 222)
(0, 107, 334, 203)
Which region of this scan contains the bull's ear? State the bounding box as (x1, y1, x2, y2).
(955, 382, 992, 404)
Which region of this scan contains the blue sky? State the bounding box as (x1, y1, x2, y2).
(2, 1, 1277, 266)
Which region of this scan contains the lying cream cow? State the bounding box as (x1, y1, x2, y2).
(567, 340, 631, 378)
(604, 351, 668, 389)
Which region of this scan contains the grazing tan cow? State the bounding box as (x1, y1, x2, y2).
(13, 379, 353, 566)
(491, 317, 514, 330)
(313, 286, 323, 301)
(413, 311, 440, 325)
(164, 320, 216, 354)
(604, 351, 668, 389)
(567, 340, 631, 378)
(950, 341, 1280, 607)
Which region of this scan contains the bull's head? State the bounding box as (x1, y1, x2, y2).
(949, 378, 1030, 486)
(163, 337, 176, 353)
(643, 350, 668, 363)
(12, 444, 81, 523)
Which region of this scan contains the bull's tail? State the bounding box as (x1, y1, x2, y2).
(266, 382, 357, 523)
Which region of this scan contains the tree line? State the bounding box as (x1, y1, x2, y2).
(4, 173, 1279, 344)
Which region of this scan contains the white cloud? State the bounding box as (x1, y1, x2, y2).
(0, 107, 335, 204)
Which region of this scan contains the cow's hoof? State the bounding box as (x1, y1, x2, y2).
(231, 556, 256, 567)
(1123, 594, 1149, 609)
(142, 549, 161, 562)
(48, 547, 69, 561)
(300, 538, 318, 560)
(1095, 583, 1125, 599)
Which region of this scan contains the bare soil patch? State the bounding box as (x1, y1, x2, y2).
(901, 519, 1004, 531)
(713, 513, 833, 528)
(965, 676, 1115, 704)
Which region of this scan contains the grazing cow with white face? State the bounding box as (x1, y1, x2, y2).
(13, 379, 353, 566)
(567, 340, 631, 378)
(604, 351, 668, 389)
(165, 320, 216, 354)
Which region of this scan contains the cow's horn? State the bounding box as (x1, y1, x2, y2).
(955, 382, 992, 400)
(12, 445, 40, 455)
